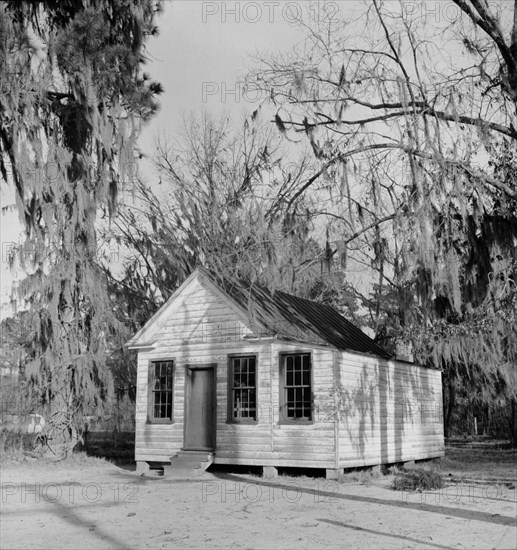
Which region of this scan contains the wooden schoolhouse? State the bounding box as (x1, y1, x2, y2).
(128, 267, 444, 478)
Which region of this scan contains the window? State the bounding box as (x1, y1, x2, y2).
(280, 353, 312, 422)
(228, 355, 257, 422)
(148, 360, 174, 423)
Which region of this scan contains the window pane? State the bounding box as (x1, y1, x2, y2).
(295, 387, 302, 406)
(233, 358, 241, 388)
(154, 362, 173, 391)
(303, 364, 310, 385)
(233, 389, 255, 419)
(233, 372, 241, 388)
(286, 361, 293, 386)
(286, 387, 295, 417)
(231, 356, 257, 420)
(283, 354, 311, 420)
(152, 361, 173, 420)
(242, 358, 248, 386)
(295, 366, 301, 386)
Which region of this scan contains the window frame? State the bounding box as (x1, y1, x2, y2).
(226, 353, 259, 424)
(147, 358, 175, 424)
(278, 351, 314, 425)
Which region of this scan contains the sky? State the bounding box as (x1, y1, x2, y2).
(0, 0, 308, 318)
(2, 0, 488, 318)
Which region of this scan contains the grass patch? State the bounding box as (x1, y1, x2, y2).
(392, 468, 444, 491)
(439, 441, 516, 480)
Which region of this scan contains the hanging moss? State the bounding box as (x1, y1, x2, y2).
(0, 1, 162, 448)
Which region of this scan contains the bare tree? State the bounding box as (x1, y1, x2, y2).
(107, 112, 353, 311)
(248, 0, 517, 437)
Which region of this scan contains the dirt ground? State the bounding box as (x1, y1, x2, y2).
(1, 452, 516, 550)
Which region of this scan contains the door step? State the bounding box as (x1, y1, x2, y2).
(163, 451, 214, 477)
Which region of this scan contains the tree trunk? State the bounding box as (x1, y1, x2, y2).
(444, 377, 455, 438)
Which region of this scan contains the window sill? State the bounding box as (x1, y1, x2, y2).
(146, 419, 175, 425)
(226, 420, 258, 425)
(278, 420, 314, 426)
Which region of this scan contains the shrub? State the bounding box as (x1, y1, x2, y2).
(392, 468, 444, 491)
(0, 430, 42, 461)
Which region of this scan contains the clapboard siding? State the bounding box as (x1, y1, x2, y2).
(268, 341, 337, 467)
(135, 338, 273, 461)
(214, 337, 272, 459)
(135, 278, 265, 461)
(151, 283, 252, 343)
(133, 271, 444, 470)
(337, 351, 444, 468)
(213, 457, 334, 468)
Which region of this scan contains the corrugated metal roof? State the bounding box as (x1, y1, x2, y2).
(199, 267, 392, 359)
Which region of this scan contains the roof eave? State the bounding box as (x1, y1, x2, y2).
(126, 340, 157, 350)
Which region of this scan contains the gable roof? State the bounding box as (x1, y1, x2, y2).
(204, 267, 392, 359)
(128, 267, 392, 359)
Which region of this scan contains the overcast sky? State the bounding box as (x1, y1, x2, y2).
(0, 0, 307, 317)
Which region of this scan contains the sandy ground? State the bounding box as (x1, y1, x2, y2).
(1, 459, 516, 550)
